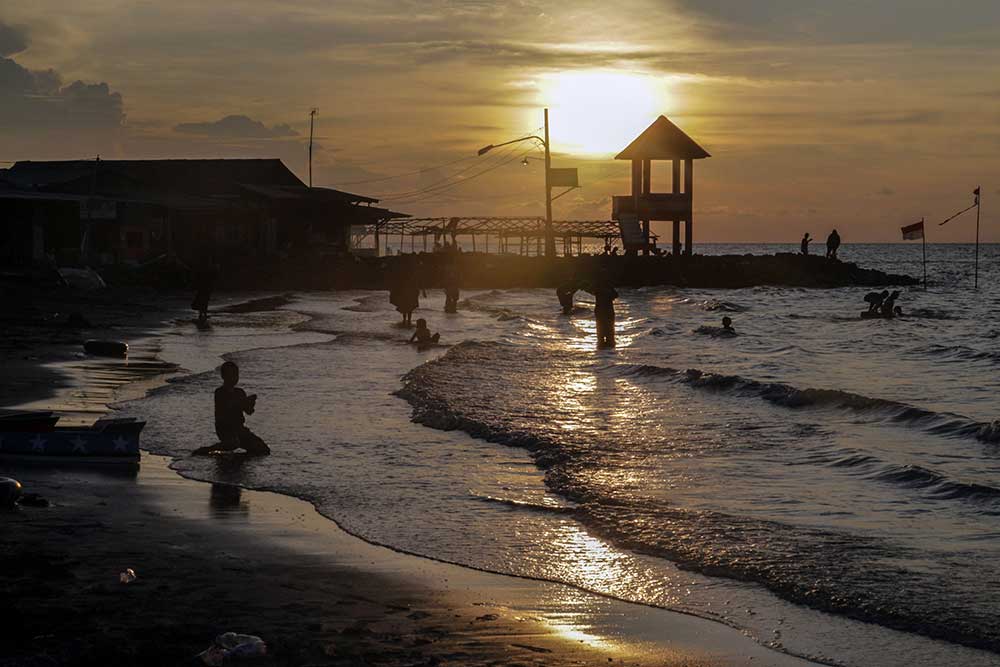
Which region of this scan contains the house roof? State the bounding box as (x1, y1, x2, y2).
(615, 116, 711, 161)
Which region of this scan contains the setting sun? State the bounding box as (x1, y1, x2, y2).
(538, 70, 668, 156)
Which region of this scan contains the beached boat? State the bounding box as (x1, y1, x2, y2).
(0, 410, 143, 464)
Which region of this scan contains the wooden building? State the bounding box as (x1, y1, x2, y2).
(0, 159, 406, 267)
(612, 116, 710, 255)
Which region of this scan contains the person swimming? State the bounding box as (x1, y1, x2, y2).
(722, 316, 735, 333)
(409, 318, 440, 349)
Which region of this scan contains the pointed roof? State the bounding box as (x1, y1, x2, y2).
(615, 116, 710, 160)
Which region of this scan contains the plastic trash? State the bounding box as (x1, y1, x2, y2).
(119, 568, 137, 584)
(197, 632, 267, 665)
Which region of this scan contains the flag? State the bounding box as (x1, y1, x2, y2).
(974, 186, 981, 205)
(901, 220, 924, 240)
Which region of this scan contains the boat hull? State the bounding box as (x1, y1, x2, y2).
(0, 416, 143, 464)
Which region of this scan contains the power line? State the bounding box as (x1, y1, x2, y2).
(375, 142, 525, 201)
(382, 148, 538, 205)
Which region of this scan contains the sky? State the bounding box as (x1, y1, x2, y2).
(2, 1, 999, 242)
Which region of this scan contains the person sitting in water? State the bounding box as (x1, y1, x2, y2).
(721, 316, 735, 333)
(556, 283, 577, 315)
(864, 290, 889, 314)
(880, 290, 901, 317)
(409, 318, 440, 349)
(192, 361, 270, 456)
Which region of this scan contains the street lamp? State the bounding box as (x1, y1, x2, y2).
(478, 108, 556, 258)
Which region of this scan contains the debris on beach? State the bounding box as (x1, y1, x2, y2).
(196, 632, 267, 665)
(0, 476, 23, 507)
(119, 568, 137, 584)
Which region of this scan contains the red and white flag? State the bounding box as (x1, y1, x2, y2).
(901, 220, 924, 240)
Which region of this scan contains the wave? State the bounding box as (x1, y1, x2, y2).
(829, 453, 1000, 507)
(917, 343, 1000, 366)
(396, 341, 1000, 651)
(619, 364, 1000, 444)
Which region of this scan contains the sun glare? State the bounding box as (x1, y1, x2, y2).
(539, 70, 668, 157)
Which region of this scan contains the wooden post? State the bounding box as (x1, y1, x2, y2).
(684, 159, 694, 255)
(642, 158, 651, 255)
(672, 159, 681, 193)
(673, 221, 681, 255)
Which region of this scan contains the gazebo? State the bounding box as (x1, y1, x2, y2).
(612, 116, 710, 255)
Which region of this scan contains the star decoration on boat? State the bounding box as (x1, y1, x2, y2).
(30, 435, 46, 452)
(71, 436, 88, 454)
(113, 437, 130, 453)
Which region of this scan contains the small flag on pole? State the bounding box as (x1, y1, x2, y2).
(974, 187, 981, 205)
(901, 220, 924, 240)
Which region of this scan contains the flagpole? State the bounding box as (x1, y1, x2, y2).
(974, 187, 981, 290)
(921, 217, 927, 291)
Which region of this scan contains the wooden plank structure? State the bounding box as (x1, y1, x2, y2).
(365, 217, 623, 256)
(613, 116, 710, 255)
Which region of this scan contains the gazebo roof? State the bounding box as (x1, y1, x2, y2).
(615, 115, 710, 160)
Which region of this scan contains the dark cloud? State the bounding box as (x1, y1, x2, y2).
(0, 22, 28, 57)
(878, 187, 895, 197)
(0, 54, 123, 131)
(174, 114, 298, 138)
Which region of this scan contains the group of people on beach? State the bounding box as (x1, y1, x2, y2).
(800, 229, 841, 259)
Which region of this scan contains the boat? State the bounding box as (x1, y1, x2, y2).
(0, 410, 143, 464)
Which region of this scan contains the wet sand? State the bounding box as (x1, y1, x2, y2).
(1, 288, 819, 666)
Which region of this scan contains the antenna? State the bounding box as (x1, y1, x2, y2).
(308, 108, 319, 188)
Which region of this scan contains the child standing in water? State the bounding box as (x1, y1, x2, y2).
(192, 361, 270, 456)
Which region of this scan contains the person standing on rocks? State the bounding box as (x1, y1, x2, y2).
(826, 229, 841, 260)
(800, 233, 812, 255)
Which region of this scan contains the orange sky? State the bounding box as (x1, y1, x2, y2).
(2, 2, 999, 242)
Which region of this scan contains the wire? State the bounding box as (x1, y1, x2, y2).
(382, 147, 538, 205)
(331, 154, 479, 186)
(375, 142, 527, 201)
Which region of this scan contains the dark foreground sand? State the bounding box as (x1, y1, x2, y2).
(1, 287, 817, 667)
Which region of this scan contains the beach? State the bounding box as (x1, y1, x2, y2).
(1, 283, 817, 667)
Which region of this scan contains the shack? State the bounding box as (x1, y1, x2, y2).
(0, 158, 407, 267)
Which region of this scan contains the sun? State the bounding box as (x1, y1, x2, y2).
(537, 70, 668, 157)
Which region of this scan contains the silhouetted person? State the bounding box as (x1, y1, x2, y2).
(826, 229, 841, 260)
(881, 290, 901, 318)
(409, 318, 440, 350)
(722, 316, 735, 333)
(191, 257, 217, 325)
(389, 264, 424, 326)
(556, 283, 577, 315)
(586, 280, 618, 348)
(443, 269, 460, 313)
(800, 233, 811, 255)
(192, 361, 270, 456)
(864, 290, 889, 314)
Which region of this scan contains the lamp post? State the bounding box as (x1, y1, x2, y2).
(478, 108, 556, 258)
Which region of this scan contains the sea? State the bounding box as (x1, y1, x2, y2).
(123, 243, 1000, 667)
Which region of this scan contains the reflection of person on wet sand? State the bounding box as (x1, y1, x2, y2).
(584, 280, 618, 348)
(192, 361, 270, 456)
(409, 318, 440, 350)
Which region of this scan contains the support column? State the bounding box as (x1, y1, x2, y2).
(684, 159, 694, 255)
(642, 158, 651, 256)
(672, 220, 681, 255)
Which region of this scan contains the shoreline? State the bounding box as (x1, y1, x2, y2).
(0, 288, 823, 666)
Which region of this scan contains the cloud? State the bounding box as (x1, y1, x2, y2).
(0, 56, 124, 130)
(0, 22, 28, 56)
(174, 114, 298, 138)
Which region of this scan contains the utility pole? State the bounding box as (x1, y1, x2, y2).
(308, 108, 318, 188)
(975, 186, 981, 289)
(543, 108, 555, 259)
